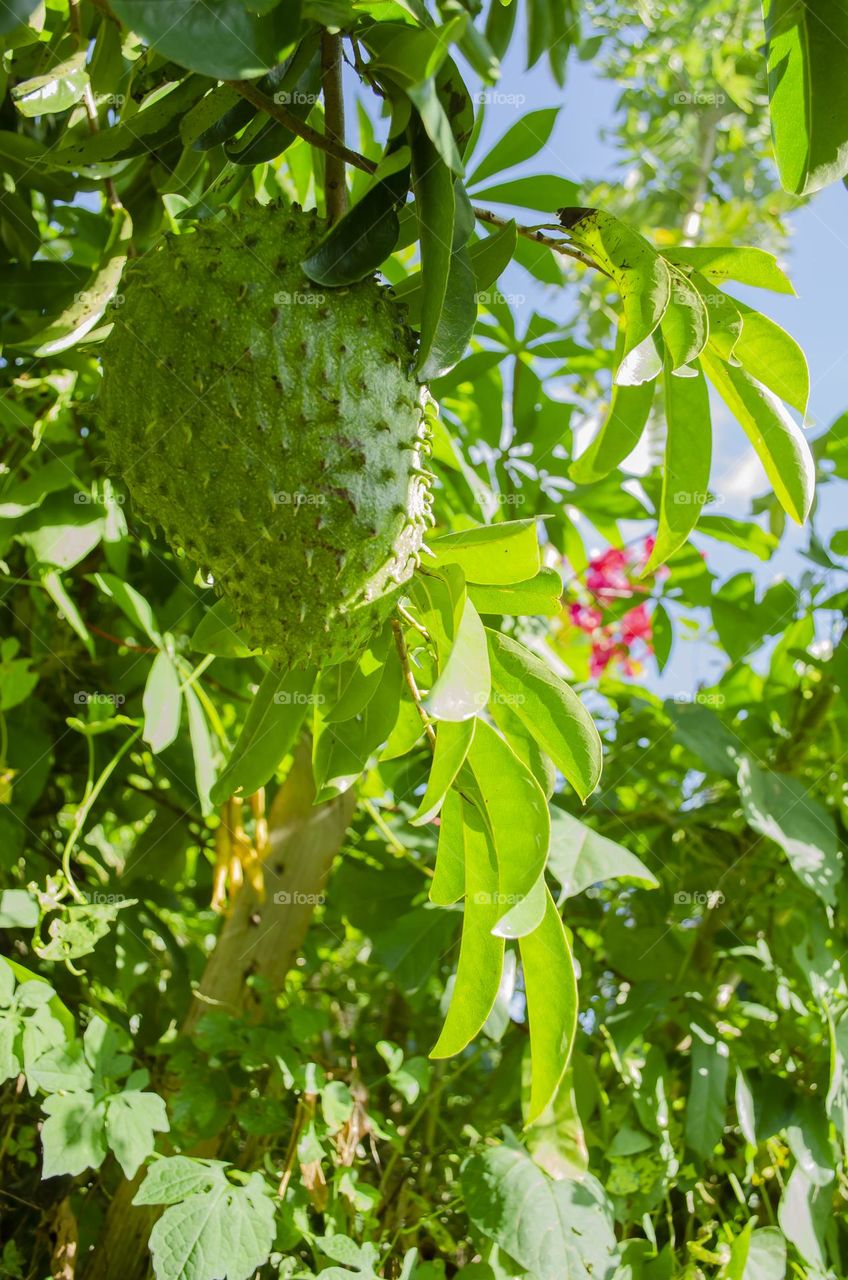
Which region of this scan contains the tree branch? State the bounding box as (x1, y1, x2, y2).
(228, 81, 605, 274)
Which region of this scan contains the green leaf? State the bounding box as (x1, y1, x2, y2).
(185, 686, 216, 817)
(467, 719, 550, 918)
(419, 245, 478, 380)
(94, 573, 162, 645)
(701, 350, 814, 524)
(412, 719, 475, 825)
(547, 808, 658, 898)
(18, 208, 132, 357)
(738, 756, 843, 904)
(431, 801, 505, 1057)
(685, 1023, 729, 1157)
(520, 887, 578, 1121)
(469, 220, 517, 291)
(190, 600, 256, 658)
(41, 1092, 107, 1178)
(105, 1089, 169, 1179)
(210, 665, 315, 805)
(0, 889, 38, 929)
(644, 361, 712, 572)
(467, 567, 562, 617)
(486, 631, 602, 802)
(697, 515, 778, 561)
(143, 653, 183, 755)
(0, 0, 39, 35)
(12, 51, 88, 117)
(667, 246, 795, 294)
(428, 597, 490, 722)
(558, 208, 671, 361)
(467, 108, 560, 187)
(430, 789, 466, 905)
(661, 264, 709, 370)
(462, 1146, 619, 1280)
(302, 172, 407, 286)
(110, 0, 301, 78)
(763, 0, 848, 194)
(652, 601, 672, 671)
(732, 301, 810, 415)
(313, 652, 402, 801)
(471, 175, 579, 211)
(721, 1224, 787, 1280)
(569, 361, 655, 485)
(412, 130, 455, 377)
(427, 520, 541, 584)
(135, 1158, 276, 1280)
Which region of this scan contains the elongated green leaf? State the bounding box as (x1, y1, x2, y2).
(547, 808, 658, 898)
(428, 597, 490, 722)
(427, 520, 541, 584)
(111, 0, 301, 78)
(467, 108, 559, 187)
(694, 272, 743, 361)
(302, 172, 407, 286)
(19, 209, 132, 357)
(210, 665, 315, 805)
(412, 130, 455, 377)
(467, 567, 562, 617)
(558, 208, 671, 359)
(412, 719, 475, 825)
(733, 301, 809, 415)
(661, 264, 709, 370)
(686, 1023, 729, 1157)
(431, 801, 504, 1057)
(667, 246, 795, 294)
(738, 756, 843, 904)
(569, 373, 655, 484)
(467, 719, 550, 911)
(701, 349, 814, 524)
(697, 515, 778, 560)
(93, 573, 161, 645)
(471, 175, 579, 211)
(470, 219, 518, 291)
(12, 52, 88, 117)
(430, 788, 466, 905)
(763, 0, 848, 194)
(184, 685, 216, 816)
(190, 599, 255, 658)
(645, 361, 712, 572)
(486, 631, 602, 802)
(419, 245, 477, 380)
(142, 652, 182, 754)
(520, 887, 578, 1121)
(0, 0, 39, 34)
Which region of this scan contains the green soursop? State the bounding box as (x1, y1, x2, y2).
(98, 203, 433, 667)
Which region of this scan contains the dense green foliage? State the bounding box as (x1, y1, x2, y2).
(0, 0, 847, 1277)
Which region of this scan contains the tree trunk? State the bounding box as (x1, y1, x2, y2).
(85, 743, 355, 1279)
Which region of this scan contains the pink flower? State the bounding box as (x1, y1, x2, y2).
(568, 602, 603, 634)
(589, 632, 619, 677)
(586, 547, 631, 599)
(620, 603, 652, 645)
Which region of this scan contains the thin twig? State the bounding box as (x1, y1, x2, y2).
(391, 617, 436, 749)
(320, 32, 348, 222)
(229, 79, 376, 175)
(473, 205, 608, 274)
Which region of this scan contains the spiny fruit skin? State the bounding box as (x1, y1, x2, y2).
(99, 203, 433, 667)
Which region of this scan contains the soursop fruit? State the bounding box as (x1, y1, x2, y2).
(98, 203, 433, 667)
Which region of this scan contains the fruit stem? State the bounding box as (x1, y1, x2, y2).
(392, 616, 437, 750)
(321, 32, 349, 223)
